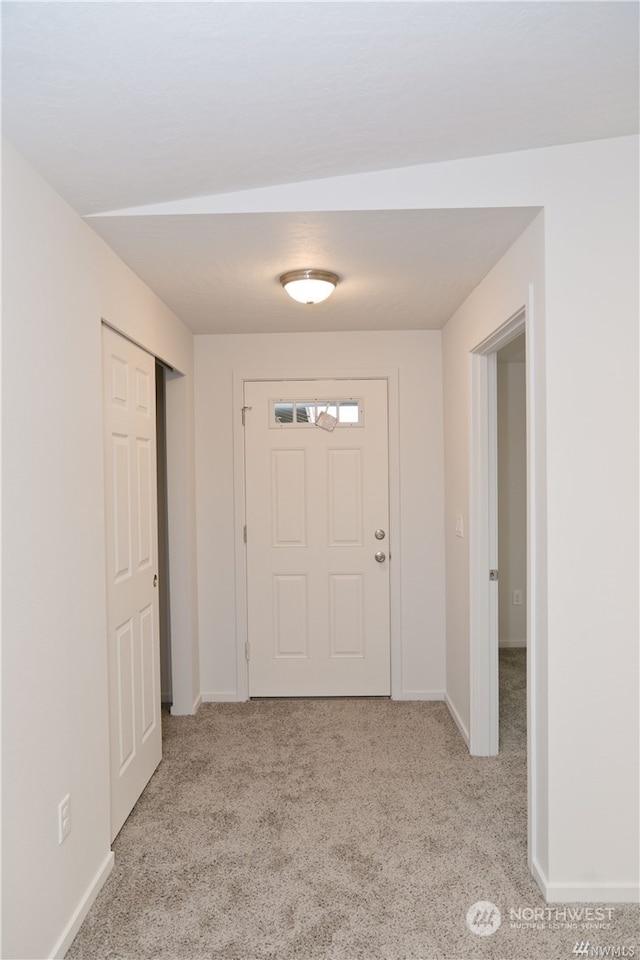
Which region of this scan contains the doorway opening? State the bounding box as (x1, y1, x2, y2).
(232, 367, 402, 702)
(469, 308, 536, 885)
(496, 333, 527, 752)
(469, 308, 527, 757)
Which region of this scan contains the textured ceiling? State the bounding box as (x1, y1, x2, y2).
(2, 2, 638, 333)
(89, 208, 540, 334)
(3, 1, 638, 215)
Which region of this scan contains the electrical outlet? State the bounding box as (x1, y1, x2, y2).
(512, 589, 523, 606)
(58, 794, 71, 844)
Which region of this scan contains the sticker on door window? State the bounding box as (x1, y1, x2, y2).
(273, 399, 362, 427)
(316, 411, 337, 431)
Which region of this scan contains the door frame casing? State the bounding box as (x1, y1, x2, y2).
(232, 367, 401, 701)
(469, 299, 540, 879)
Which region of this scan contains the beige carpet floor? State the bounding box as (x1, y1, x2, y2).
(67, 651, 638, 959)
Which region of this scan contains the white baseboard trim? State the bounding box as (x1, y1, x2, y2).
(50, 850, 114, 959)
(530, 855, 548, 900)
(499, 639, 527, 648)
(395, 689, 445, 701)
(445, 693, 470, 747)
(201, 691, 242, 702)
(545, 883, 640, 904)
(169, 693, 202, 716)
(531, 860, 639, 903)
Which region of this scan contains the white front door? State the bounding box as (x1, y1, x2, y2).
(102, 326, 161, 839)
(244, 379, 391, 697)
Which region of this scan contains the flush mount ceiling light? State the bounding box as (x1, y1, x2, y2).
(279, 269, 340, 305)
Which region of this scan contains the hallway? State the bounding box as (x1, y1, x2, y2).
(67, 658, 638, 959)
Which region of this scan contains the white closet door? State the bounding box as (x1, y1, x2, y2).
(103, 326, 161, 840)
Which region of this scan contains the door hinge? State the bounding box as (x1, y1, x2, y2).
(241, 405, 252, 426)
(245, 641, 251, 661)
(243, 525, 247, 544)
(489, 569, 499, 581)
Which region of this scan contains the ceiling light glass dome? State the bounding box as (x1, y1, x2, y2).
(279, 269, 340, 305)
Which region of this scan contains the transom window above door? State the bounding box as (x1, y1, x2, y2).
(272, 399, 363, 427)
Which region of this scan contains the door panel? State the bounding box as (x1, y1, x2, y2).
(329, 574, 364, 657)
(103, 326, 161, 840)
(244, 379, 390, 697)
(328, 448, 363, 545)
(274, 575, 308, 657)
(271, 449, 307, 545)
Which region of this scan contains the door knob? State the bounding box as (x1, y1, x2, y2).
(374, 551, 386, 563)
(153, 574, 158, 587)
(374, 529, 386, 540)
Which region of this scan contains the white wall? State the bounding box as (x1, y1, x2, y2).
(442, 215, 544, 744)
(194, 331, 446, 701)
(1, 142, 198, 959)
(200, 135, 639, 898)
(3, 128, 637, 960)
(497, 357, 527, 645)
(432, 140, 636, 899)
